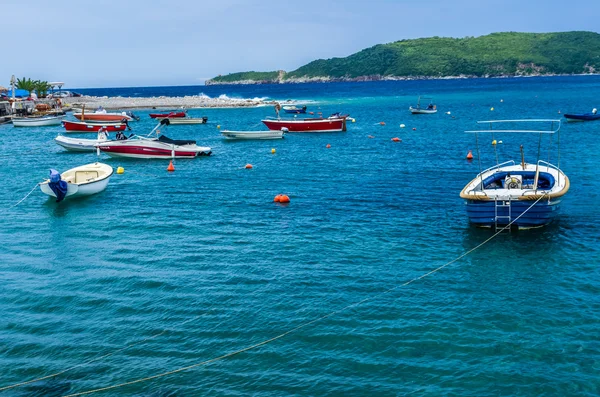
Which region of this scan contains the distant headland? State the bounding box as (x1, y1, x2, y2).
(206, 31, 600, 85)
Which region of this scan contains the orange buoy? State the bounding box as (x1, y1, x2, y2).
(379, 122, 385, 126)
(326, 144, 331, 148)
(391, 137, 401, 142)
(245, 164, 253, 169)
(279, 194, 290, 203)
(466, 150, 473, 160)
(274, 194, 282, 202)
(309, 111, 314, 115)
(167, 160, 175, 172)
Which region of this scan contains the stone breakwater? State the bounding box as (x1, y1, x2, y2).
(63, 95, 278, 110)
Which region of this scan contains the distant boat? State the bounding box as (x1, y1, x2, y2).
(13, 115, 65, 127)
(62, 120, 129, 133)
(262, 114, 347, 132)
(460, 119, 569, 230)
(283, 105, 307, 114)
(159, 116, 208, 125)
(221, 129, 286, 140)
(39, 163, 113, 202)
(149, 111, 186, 119)
(563, 109, 599, 121)
(73, 108, 133, 123)
(409, 96, 437, 114)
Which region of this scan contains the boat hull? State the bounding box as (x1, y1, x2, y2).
(563, 113, 600, 121)
(410, 107, 437, 114)
(161, 118, 207, 125)
(73, 113, 132, 122)
(62, 120, 127, 133)
(262, 118, 345, 132)
(150, 112, 186, 118)
(13, 116, 64, 127)
(466, 198, 561, 228)
(54, 136, 101, 152)
(97, 141, 211, 159)
(221, 130, 284, 140)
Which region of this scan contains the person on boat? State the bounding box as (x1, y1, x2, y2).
(593, 108, 597, 114)
(115, 131, 127, 140)
(96, 106, 107, 114)
(427, 103, 434, 110)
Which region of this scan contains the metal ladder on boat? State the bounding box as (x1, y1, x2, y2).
(494, 197, 512, 232)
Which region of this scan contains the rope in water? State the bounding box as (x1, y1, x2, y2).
(2, 194, 548, 396)
(11, 183, 40, 207)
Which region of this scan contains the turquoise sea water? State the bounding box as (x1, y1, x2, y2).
(1, 77, 599, 396)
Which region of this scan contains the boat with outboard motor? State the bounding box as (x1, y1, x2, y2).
(409, 96, 437, 114)
(460, 119, 569, 230)
(96, 119, 211, 159)
(73, 106, 134, 122)
(39, 162, 113, 202)
(563, 108, 599, 122)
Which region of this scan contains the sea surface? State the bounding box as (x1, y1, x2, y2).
(1, 77, 599, 396)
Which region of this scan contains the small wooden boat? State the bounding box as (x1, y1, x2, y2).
(40, 162, 114, 202)
(62, 120, 129, 133)
(13, 115, 65, 127)
(563, 110, 599, 121)
(73, 111, 133, 122)
(221, 129, 285, 140)
(160, 116, 208, 125)
(149, 111, 186, 119)
(283, 105, 307, 114)
(409, 96, 437, 114)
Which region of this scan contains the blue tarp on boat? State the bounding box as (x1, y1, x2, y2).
(48, 169, 68, 202)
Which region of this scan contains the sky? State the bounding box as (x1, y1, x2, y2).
(1, 0, 598, 88)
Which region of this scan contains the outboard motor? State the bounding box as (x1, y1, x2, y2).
(48, 169, 68, 202)
(202, 116, 208, 123)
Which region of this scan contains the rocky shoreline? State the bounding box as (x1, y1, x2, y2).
(62, 95, 279, 110)
(205, 72, 598, 86)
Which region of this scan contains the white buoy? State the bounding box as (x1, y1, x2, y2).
(400, 124, 406, 128)
(498, 140, 503, 144)
(446, 111, 451, 115)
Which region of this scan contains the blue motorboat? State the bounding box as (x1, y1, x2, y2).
(563, 109, 599, 121)
(460, 119, 570, 230)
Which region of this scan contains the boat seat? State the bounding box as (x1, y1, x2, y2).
(482, 171, 555, 190)
(75, 171, 99, 183)
(158, 135, 196, 145)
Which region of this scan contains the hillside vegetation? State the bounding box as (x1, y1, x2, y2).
(206, 32, 600, 84)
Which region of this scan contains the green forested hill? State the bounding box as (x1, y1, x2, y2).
(206, 32, 600, 84)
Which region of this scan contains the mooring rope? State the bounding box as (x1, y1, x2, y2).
(1, 194, 548, 396)
(10, 183, 40, 207)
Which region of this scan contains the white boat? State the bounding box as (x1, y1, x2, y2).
(13, 115, 65, 127)
(96, 119, 211, 159)
(221, 128, 286, 140)
(460, 120, 569, 230)
(39, 162, 113, 202)
(160, 116, 208, 125)
(54, 130, 111, 152)
(409, 96, 437, 114)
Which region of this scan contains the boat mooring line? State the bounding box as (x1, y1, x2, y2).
(0, 306, 222, 393)
(49, 193, 549, 397)
(1, 195, 548, 396)
(10, 183, 40, 208)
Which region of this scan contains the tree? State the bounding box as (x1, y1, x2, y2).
(34, 80, 52, 98)
(16, 77, 36, 96)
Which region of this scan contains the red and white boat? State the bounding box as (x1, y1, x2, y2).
(262, 115, 347, 132)
(96, 119, 211, 159)
(149, 111, 186, 119)
(62, 120, 129, 133)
